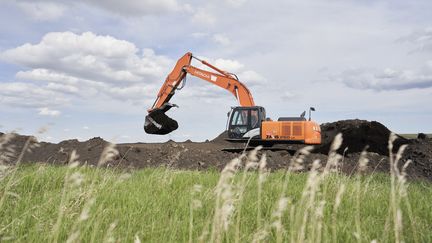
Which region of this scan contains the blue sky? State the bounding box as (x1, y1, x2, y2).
(0, 0, 431, 143)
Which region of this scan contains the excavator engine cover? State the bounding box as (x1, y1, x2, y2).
(144, 109, 178, 135)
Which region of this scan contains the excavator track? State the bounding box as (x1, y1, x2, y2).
(221, 143, 304, 153)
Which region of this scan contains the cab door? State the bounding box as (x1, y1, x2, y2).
(228, 108, 250, 138)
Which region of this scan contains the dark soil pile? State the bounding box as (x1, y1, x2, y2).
(1, 119, 431, 180)
(0, 133, 113, 167)
(317, 119, 408, 155)
(403, 137, 432, 179)
(211, 130, 230, 144)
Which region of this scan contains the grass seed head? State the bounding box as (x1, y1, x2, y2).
(330, 133, 343, 152)
(98, 143, 119, 166)
(134, 234, 141, 243)
(358, 148, 370, 173)
(335, 184, 346, 209)
(192, 199, 202, 209)
(193, 184, 203, 193)
(68, 172, 84, 187)
(388, 132, 397, 152)
(66, 231, 80, 243)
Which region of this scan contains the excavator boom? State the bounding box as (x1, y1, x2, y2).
(145, 52, 255, 134)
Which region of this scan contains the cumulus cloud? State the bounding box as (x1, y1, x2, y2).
(192, 9, 216, 25)
(214, 59, 244, 72)
(399, 27, 432, 53)
(212, 34, 231, 45)
(191, 32, 209, 38)
(224, 0, 247, 7)
(38, 107, 61, 116)
(212, 58, 266, 86)
(12, 0, 186, 18)
(280, 91, 297, 100)
(2, 32, 171, 84)
(191, 32, 231, 45)
(238, 70, 266, 86)
(0, 31, 173, 109)
(0, 82, 69, 108)
(83, 0, 182, 16)
(194, 57, 266, 87)
(15, 1, 66, 21)
(0, 31, 266, 116)
(334, 61, 432, 91)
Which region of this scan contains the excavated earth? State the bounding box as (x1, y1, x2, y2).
(1, 119, 431, 180)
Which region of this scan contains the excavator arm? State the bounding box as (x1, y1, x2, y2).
(144, 52, 255, 135)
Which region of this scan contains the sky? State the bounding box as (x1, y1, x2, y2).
(0, 0, 431, 143)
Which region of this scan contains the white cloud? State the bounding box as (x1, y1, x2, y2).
(280, 91, 296, 100)
(0, 31, 173, 109)
(191, 32, 209, 38)
(46, 83, 79, 94)
(334, 61, 432, 91)
(0, 30, 265, 116)
(15, 1, 66, 21)
(192, 9, 216, 25)
(1, 32, 171, 84)
(191, 32, 231, 45)
(224, 0, 247, 7)
(13, 0, 185, 17)
(214, 59, 244, 72)
(237, 70, 266, 86)
(212, 34, 231, 45)
(399, 27, 432, 53)
(82, 126, 89, 130)
(0, 82, 69, 108)
(38, 107, 61, 116)
(210, 59, 266, 86)
(84, 0, 182, 16)
(194, 57, 266, 88)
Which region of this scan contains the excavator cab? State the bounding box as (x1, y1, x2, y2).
(227, 106, 266, 139)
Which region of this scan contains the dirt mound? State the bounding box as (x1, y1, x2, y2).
(403, 138, 432, 179)
(417, 133, 429, 139)
(1, 119, 431, 181)
(211, 130, 230, 144)
(317, 119, 408, 155)
(0, 134, 112, 166)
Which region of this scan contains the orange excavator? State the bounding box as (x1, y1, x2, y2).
(144, 52, 321, 145)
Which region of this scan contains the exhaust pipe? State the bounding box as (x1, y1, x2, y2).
(144, 103, 179, 135)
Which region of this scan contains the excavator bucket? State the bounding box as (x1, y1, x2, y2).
(144, 106, 179, 135)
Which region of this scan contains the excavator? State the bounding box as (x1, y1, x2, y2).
(144, 52, 321, 145)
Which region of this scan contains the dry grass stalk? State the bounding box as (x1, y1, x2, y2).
(210, 154, 242, 243)
(189, 184, 203, 243)
(324, 133, 343, 175)
(257, 153, 268, 229)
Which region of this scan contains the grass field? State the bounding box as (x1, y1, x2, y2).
(1, 161, 431, 242)
(400, 134, 432, 139)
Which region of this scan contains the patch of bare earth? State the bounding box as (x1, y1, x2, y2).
(1, 119, 431, 180)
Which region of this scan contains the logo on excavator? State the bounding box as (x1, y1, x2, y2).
(194, 70, 210, 79)
(194, 70, 218, 82)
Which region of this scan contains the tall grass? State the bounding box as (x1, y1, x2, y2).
(1, 133, 431, 242)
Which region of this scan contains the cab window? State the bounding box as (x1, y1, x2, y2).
(251, 109, 259, 128)
(231, 110, 249, 125)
